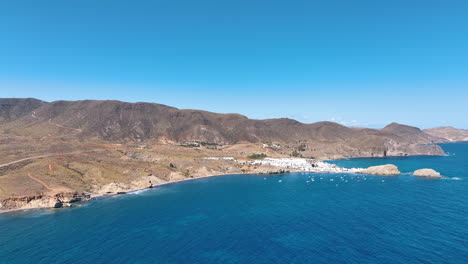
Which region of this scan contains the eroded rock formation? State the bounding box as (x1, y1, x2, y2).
(413, 169, 442, 178)
(362, 164, 401, 176)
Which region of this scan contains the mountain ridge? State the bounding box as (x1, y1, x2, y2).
(0, 98, 451, 146)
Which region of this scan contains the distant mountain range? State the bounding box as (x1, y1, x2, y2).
(1, 98, 465, 158)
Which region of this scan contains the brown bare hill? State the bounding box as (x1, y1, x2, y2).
(0, 99, 445, 157)
(381, 122, 447, 144)
(0, 98, 45, 123)
(0, 100, 359, 143)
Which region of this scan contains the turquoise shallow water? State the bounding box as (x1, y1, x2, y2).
(0, 143, 467, 264)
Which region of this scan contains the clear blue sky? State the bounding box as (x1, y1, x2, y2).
(1, 0, 467, 128)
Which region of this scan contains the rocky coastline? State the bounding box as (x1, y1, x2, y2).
(0, 156, 445, 214)
(0, 192, 92, 213)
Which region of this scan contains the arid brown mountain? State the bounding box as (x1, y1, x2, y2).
(0, 98, 446, 151)
(0, 98, 45, 122)
(0, 99, 364, 143)
(423, 127, 468, 142)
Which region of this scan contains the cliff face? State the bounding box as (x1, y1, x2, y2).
(0, 192, 90, 211)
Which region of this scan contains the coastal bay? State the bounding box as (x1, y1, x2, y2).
(1, 143, 467, 264)
(0, 98, 458, 212)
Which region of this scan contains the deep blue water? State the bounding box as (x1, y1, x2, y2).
(1, 143, 467, 264)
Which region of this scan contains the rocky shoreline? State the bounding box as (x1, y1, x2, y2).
(0, 157, 443, 214)
(0, 172, 233, 214)
(0, 192, 92, 214)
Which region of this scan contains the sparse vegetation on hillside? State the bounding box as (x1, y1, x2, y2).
(298, 144, 306, 151)
(183, 169, 192, 178)
(180, 143, 200, 148)
(247, 153, 267, 159)
(291, 150, 302, 157)
(200, 142, 219, 146)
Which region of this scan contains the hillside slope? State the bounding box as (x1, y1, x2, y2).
(424, 127, 468, 142)
(0, 99, 445, 153)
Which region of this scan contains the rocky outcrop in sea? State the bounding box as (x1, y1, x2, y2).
(361, 164, 401, 176)
(413, 169, 442, 178)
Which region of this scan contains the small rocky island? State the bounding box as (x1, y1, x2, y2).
(361, 164, 401, 176)
(413, 169, 442, 178)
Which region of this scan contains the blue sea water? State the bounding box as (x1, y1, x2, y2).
(0, 143, 467, 264)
